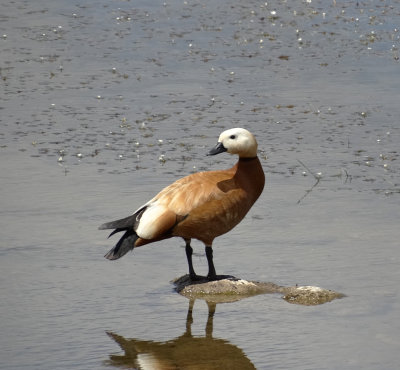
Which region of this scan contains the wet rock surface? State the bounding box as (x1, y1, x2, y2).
(281, 285, 345, 306)
(173, 275, 344, 305)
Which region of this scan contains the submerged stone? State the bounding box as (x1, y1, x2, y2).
(172, 275, 344, 305)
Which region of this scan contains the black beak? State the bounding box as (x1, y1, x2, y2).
(207, 142, 227, 156)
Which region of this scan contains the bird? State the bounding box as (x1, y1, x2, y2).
(99, 127, 265, 281)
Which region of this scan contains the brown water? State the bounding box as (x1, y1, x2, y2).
(1, 0, 399, 369)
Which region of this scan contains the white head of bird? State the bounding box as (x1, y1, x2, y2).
(208, 128, 258, 158)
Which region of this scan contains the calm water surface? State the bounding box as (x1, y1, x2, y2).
(1, 0, 399, 369)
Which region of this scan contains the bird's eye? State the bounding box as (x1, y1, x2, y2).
(230, 135, 236, 139)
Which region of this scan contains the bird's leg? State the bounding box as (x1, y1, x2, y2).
(205, 245, 217, 280)
(185, 239, 198, 281)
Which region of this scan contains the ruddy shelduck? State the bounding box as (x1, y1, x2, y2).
(100, 128, 265, 280)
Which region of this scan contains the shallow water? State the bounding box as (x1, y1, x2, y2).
(1, 0, 399, 369)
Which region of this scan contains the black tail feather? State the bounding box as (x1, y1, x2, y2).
(108, 228, 124, 238)
(104, 229, 139, 260)
(100, 206, 148, 260)
(99, 214, 138, 231)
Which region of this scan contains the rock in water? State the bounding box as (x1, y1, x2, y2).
(282, 285, 345, 306)
(172, 275, 344, 305)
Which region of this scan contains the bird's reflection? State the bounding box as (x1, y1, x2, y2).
(106, 299, 255, 369)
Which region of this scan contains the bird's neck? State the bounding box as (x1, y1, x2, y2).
(238, 156, 258, 162)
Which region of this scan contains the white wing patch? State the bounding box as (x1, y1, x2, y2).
(135, 203, 168, 240)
